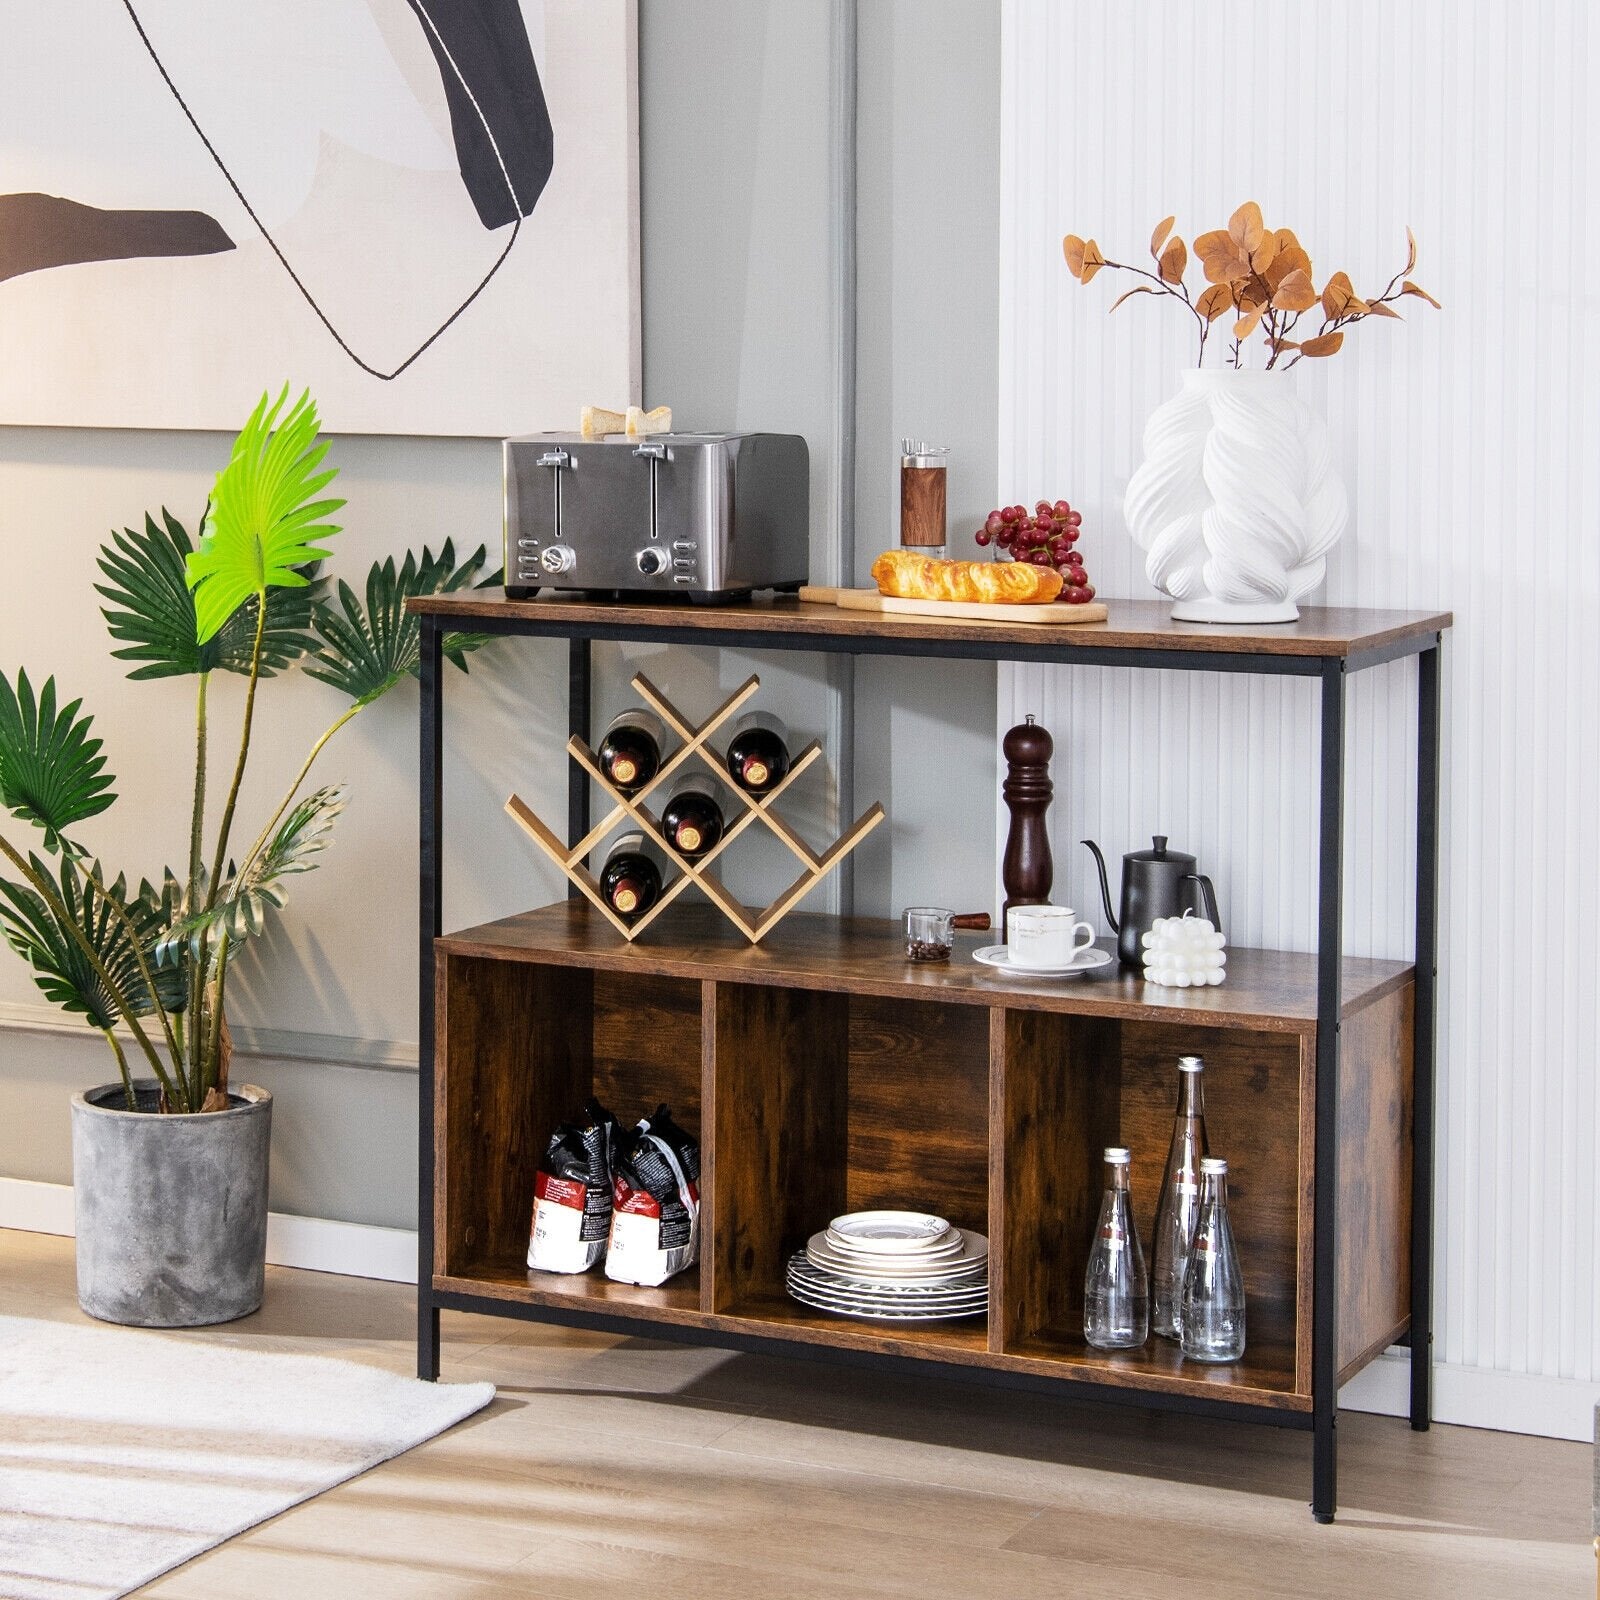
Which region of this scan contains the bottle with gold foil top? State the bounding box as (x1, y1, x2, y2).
(598, 833, 663, 922)
(660, 773, 725, 860)
(596, 710, 666, 795)
(725, 712, 790, 794)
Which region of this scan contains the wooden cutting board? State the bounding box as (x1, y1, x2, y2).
(798, 585, 1108, 626)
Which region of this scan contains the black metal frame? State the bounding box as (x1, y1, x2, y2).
(415, 608, 1445, 1524)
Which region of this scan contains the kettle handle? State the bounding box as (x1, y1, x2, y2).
(1081, 840, 1119, 933)
(1185, 873, 1222, 934)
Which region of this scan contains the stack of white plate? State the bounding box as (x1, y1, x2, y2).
(784, 1210, 988, 1322)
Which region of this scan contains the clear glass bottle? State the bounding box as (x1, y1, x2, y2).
(1151, 1055, 1210, 1339)
(1083, 1146, 1148, 1350)
(1179, 1157, 1247, 1363)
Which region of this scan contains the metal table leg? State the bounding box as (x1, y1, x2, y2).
(1410, 640, 1441, 1427)
(1312, 659, 1347, 1521)
(417, 616, 443, 1380)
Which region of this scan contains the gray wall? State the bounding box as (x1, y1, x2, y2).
(0, 1, 999, 1229)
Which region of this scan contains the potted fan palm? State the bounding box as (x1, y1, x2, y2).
(0, 388, 495, 1326)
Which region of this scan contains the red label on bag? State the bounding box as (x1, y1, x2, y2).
(535, 1172, 587, 1209)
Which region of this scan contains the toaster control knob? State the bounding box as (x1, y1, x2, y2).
(539, 544, 575, 575)
(635, 546, 670, 576)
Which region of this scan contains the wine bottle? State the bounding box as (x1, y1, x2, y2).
(598, 833, 663, 921)
(725, 711, 790, 793)
(1151, 1055, 1210, 1339)
(1083, 1146, 1148, 1350)
(1179, 1157, 1247, 1363)
(660, 773, 724, 859)
(597, 710, 666, 794)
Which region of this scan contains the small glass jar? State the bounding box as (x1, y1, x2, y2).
(904, 906, 953, 962)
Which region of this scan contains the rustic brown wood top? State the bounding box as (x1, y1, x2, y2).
(409, 591, 1450, 660)
(439, 901, 1412, 1030)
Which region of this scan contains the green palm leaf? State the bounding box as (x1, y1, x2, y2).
(304, 542, 499, 706)
(0, 669, 115, 853)
(156, 784, 346, 961)
(97, 510, 325, 680)
(186, 387, 345, 644)
(0, 856, 184, 1027)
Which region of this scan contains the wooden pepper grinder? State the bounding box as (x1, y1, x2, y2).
(1002, 715, 1054, 939)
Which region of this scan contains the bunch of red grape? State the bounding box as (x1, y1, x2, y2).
(975, 500, 1096, 603)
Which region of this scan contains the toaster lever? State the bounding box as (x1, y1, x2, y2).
(632, 443, 668, 460)
(536, 449, 570, 468)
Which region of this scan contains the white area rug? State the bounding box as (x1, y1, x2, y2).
(0, 1312, 494, 1600)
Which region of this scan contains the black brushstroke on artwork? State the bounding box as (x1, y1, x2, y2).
(0, 193, 233, 283)
(114, 0, 551, 382)
(404, 0, 554, 229)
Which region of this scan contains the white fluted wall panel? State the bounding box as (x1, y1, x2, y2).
(999, 0, 1600, 1410)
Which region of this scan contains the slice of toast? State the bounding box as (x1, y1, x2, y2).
(625, 404, 672, 437)
(580, 405, 627, 439)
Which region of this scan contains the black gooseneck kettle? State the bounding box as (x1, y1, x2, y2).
(1082, 835, 1222, 970)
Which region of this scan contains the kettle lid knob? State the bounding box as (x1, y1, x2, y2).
(1152, 835, 1168, 856)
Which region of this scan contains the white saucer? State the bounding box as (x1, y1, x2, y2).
(972, 944, 1114, 979)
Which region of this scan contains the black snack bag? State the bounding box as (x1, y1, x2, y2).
(527, 1098, 618, 1274)
(605, 1105, 702, 1286)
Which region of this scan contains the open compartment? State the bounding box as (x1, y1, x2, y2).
(995, 1010, 1310, 1403)
(707, 984, 990, 1352)
(433, 952, 706, 1317)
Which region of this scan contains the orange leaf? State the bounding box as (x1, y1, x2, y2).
(1228, 200, 1265, 252)
(1234, 278, 1269, 312)
(1195, 283, 1233, 321)
(1405, 226, 1418, 273)
(1062, 234, 1086, 279)
(1150, 215, 1176, 257)
(1195, 229, 1250, 284)
(1272, 227, 1301, 254)
(1265, 244, 1312, 292)
(1402, 280, 1441, 308)
(1271, 267, 1318, 312)
(1108, 285, 1160, 312)
(1363, 300, 1403, 319)
(1079, 239, 1105, 284)
(1233, 309, 1263, 340)
(1320, 269, 1354, 319)
(1159, 236, 1188, 285)
(1250, 231, 1280, 274)
(1299, 331, 1345, 358)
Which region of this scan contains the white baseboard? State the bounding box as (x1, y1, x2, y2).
(0, 1177, 417, 1286)
(1340, 1347, 1598, 1442)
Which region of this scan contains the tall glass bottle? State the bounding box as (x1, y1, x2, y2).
(1179, 1157, 1247, 1363)
(1151, 1055, 1209, 1339)
(725, 712, 790, 793)
(1083, 1146, 1148, 1350)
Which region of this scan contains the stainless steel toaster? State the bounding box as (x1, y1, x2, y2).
(503, 431, 810, 601)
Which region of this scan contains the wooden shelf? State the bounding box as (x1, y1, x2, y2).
(410, 590, 1452, 664)
(1008, 1296, 1303, 1408)
(432, 902, 1413, 1417)
(439, 901, 1412, 1031)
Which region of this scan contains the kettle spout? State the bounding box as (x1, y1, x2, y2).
(1081, 841, 1118, 932)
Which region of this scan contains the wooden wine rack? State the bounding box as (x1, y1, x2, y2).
(505, 671, 884, 943)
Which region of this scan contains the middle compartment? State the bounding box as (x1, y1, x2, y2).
(705, 982, 991, 1338)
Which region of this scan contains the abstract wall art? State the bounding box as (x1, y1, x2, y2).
(0, 0, 639, 435)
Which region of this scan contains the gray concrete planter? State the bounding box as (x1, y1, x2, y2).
(70, 1080, 272, 1327)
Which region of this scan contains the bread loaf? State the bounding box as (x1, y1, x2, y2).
(871, 551, 1064, 605)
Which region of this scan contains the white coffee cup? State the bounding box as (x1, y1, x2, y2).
(1008, 905, 1096, 970)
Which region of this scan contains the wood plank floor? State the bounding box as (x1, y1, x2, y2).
(2, 1229, 1590, 1598)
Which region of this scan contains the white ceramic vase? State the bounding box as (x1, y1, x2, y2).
(1123, 369, 1347, 623)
